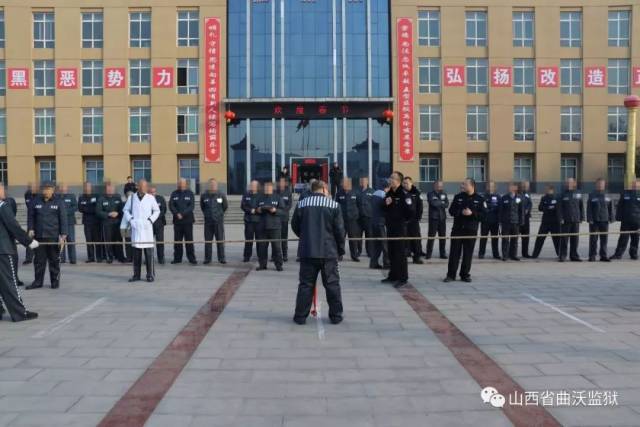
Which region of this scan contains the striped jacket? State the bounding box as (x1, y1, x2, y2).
(291, 194, 345, 259)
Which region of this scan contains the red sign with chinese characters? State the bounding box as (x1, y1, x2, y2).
(7, 68, 29, 89)
(490, 66, 512, 87)
(104, 68, 126, 89)
(56, 68, 78, 89)
(584, 67, 606, 88)
(537, 67, 559, 88)
(632, 67, 640, 88)
(153, 67, 174, 88)
(443, 65, 465, 87)
(204, 17, 221, 163)
(396, 18, 414, 162)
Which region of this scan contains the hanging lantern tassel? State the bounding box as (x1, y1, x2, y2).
(225, 110, 237, 123)
(382, 109, 394, 123)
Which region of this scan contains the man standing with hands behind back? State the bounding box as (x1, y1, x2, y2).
(169, 178, 197, 265)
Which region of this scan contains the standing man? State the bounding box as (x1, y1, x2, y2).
(532, 185, 561, 258)
(425, 180, 449, 260)
(276, 177, 292, 262)
(79, 182, 103, 263)
(587, 178, 613, 262)
(149, 186, 166, 264)
(329, 162, 342, 198)
(291, 180, 345, 325)
(121, 180, 160, 282)
(26, 182, 67, 290)
(200, 178, 228, 265)
(478, 181, 501, 259)
(0, 184, 24, 287)
(241, 180, 261, 262)
(444, 178, 485, 283)
(123, 176, 137, 198)
(22, 182, 37, 265)
(557, 178, 584, 262)
(58, 184, 77, 264)
(169, 178, 197, 265)
(402, 177, 424, 264)
(336, 178, 361, 261)
(518, 181, 533, 258)
(370, 182, 390, 269)
(382, 172, 415, 288)
(357, 176, 375, 259)
(499, 182, 524, 261)
(611, 179, 640, 260)
(256, 182, 284, 271)
(97, 183, 125, 264)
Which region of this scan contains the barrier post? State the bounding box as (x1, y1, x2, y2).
(624, 95, 640, 189)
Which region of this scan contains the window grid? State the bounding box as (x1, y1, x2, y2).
(560, 59, 582, 94)
(177, 11, 199, 47)
(0, 11, 5, 48)
(82, 60, 103, 96)
(419, 156, 441, 183)
(514, 106, 535, 141)
(560, 11, 581, 47)
(560, 107, 582, 142)
(177, 106, 199, 142)
(82, 12, 103, 48)
(466, 58, 488, 94)
(177, 59, 199, 94)
(560, 157, 578, 181)
(467, 106, 488, 141)
(0, 109, 5, 144)
(418, 10, 440, 47)
(418, 58, 440, 94)
(33, 12, 55, 48)
(34, 60, 55, 96)
(130, 107, 151, 143)
(608, 59, 629, 95)
(608, 155, 625, 182)
(178, 158, 200, 181)
(608, 10, 630, 47)
(129, 12, 151, 48)
(130, 59, 151, 95)
(465, 11, 487, 47)
(132, 158, 151, 182)
(0, 61, 5, 96)
(467, 156, 487, 182)
(512, 11, 534, 47)
(514, 156, 533, 181)
(85, 159, 104, 185)
(34, 109, 55, 144)
(39, 160, 56, 183)
(513, 58, 535, 94)
(419, 105, 441, 141)
(0, 159, 7, 185)
(608, 107, 627, 142)
(82, 108, 103, 144)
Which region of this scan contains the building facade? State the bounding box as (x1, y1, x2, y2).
(0, 1, 638, 194)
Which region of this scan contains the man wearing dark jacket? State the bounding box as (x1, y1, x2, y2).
(96, 183, 124, 263)
(500, 182, 524, 261)
(402, 177, 424, 264)
(611, 179, 640, 260)
(0, 184, 24, 287)
(292, 180, 345, 325)
(150, 186, 167, 264)
(518, 181, 533, 258)
(256, 182, 284, 271)
(336, 178, 361, 261)
(79, 182, 103, 263)
(532, 185, 561, 258)
(370, 184, 390, 269)
(586, 178, 613, 262)
(357, 177, 375, 258)
(123, 176, 137, 197)
(169, 178, 197, 265)
(277, 178, 293, 262)
(478, 181, 501, 259)
(425, 181, 449, 259)
(22, 183, 37, 265)
(329, 162, 342, 198)
(241, 180, 261, 262)
(58, 184, 77, 264)
(557, 178, 584, 262)
(200, 178, 228, 265)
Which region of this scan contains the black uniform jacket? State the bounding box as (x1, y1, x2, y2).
(154, 195, 167, 226)
(427, 190, 449, 221)
(169, 189, 195, 225)
(499, 193, 525, 225)
(482, 193, 501, 224)
(292, 194, 345, 259)
(587, 191, 613, 223)
(257, 194, 285, 230)
(616, 190, 640, 226)
(356, 187, 375, 220)
(96, 194, 124, 224)
(61, 193, 78, 222)
(241, 191, 261, 224)
(0, 201, 32, 255)
(383, 186, 416, 227)
(28, 195, 67, 239)
(78, 193, 99, 225)
(336, 189, 359, 222)
(201, 191, 228, 223)
(557, 190, 584, 223)
(449, 191, 485, 231)
(539, 194, 560, 223)
(405, 186, 423, 223)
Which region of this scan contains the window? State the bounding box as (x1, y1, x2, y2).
(34, 60, 55, 96)
(467, 156, 487, 182)
(560, 59, 582, 94)
(419, 105, 441, 141)
(560, 107, 582, 141)
(34, 109, 55, 144)
(177, 106, 199, 142)
(85, 159, 104, 185)
(130, 11, 151, 48)
(130, 59, 151, 95)
(513, 58, 535, 94)
(82, 108, 103, 143)
(608, 155, 625, 183)
(82, 60, 103, 95)
(467, 106, 488, 141)
(33, 12, 55, 48)
(0, 61, 5, 96)
(608, 10, 630, 47)
(418, 10, 440, 46)
(514, 106, 535, 141)
(418, 58, 440, 93)
(82, 12, 103, 48)
(512, 11, 534, 47)
(177, 59, 199, 94)
(0, 159, 7, 184)
(608, 59, 629, 95)
(39, 160, 56, 183)
(465, 11, 487, 47)
(177, 11, 199, 47)
(178, 158, 199, 183)
(0, 11, 5, 48)
(419, 156, 441, 183)
(560, 11, 581, 47)
(129, 107, 151, 143)
(560, 156, 578, 181)
(0, 109, 5, 144)
(132, 158, 151, 182)
(466, 58, 488, 94)
(514, 156, 533, 181)
(608, 107, 627, 141)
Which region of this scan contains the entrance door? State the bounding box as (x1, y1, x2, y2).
(290, 157, 329, 191)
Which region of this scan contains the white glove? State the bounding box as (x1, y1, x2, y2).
(28, 230, 35, 238)
(29, 240, 40, 249)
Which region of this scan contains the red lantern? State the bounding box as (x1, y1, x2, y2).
(624, 95, 640, 109)
(225, 110, 237, 123)
(382, 109, 394, 123)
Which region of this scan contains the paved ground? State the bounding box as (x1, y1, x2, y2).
(0, 223, 639, 427)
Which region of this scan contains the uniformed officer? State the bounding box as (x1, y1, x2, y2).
(518, 181, 533, 258)
(336, 178, 361, 262)
(557, 177, 584, 262)
(382, 172, 415, 288)
(26, 182, 67, 290)
(22, 182, 37, 265)
(58, 184, 77, 264)
(276, 177, 292, 262)
(0, 184, 24, 287)
(149, 186, 167, 264)
(425, 180, 449, 260)
(499, 182, 524, 261)
(370, 183, 390, 269)
(478, 181, 501, 259)
(241, 180, 261, 262)
(329, 162, 342, 198)
(256, 182, 284, 271)
(79, 182, 103, 263)
(532, 185, 561, 258)
(402, 177, 424, 264)
(169, 178, 197, 265)
(357, 176, 375, 258)
(96, 183, 125, 264)
(291, 180, 345, 325)
(200, 178, 228, 265)
(444, 178, 485, 283)
(611, 179, 640, 260)
(586, 178, 613, 262)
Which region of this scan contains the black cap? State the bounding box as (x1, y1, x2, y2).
(41, 181, 55, 188)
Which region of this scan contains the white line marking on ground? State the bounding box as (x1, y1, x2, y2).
(315, 297, 325, 341)
(32, 298, 107, 339)
(522, 293, 605, 333)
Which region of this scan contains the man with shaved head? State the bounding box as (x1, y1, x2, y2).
(169, 178, 197, 265)
(241, 180, 261, 262)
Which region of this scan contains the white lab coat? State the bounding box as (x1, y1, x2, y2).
(120, 193, 160, 249)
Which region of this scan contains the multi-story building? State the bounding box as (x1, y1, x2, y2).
(0, 1, 637, 194)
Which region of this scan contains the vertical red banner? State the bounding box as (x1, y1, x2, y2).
(204, 17, 221, 163)
(396, 18, 414, 162)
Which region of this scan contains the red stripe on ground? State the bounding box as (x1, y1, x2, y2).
(398, 284, 562, 427)
(97, 268, 251, 427)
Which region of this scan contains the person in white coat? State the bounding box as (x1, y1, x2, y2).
(120, 180, 160, 282)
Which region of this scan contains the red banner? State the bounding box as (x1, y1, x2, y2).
(204, 17, 221, 163)
(396, 18, 414, 162)
(56, 68, 78, 89)
(443, 65, 465, 87)
(490, 66, 511, 87)
(153, 67, 174, 88)
(7, 68, 29, 89)
(537, 67, 559, 88)
(104, 67, 126, 89)
(584, 67, 606, 88)
(632, 67, 640, 88)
